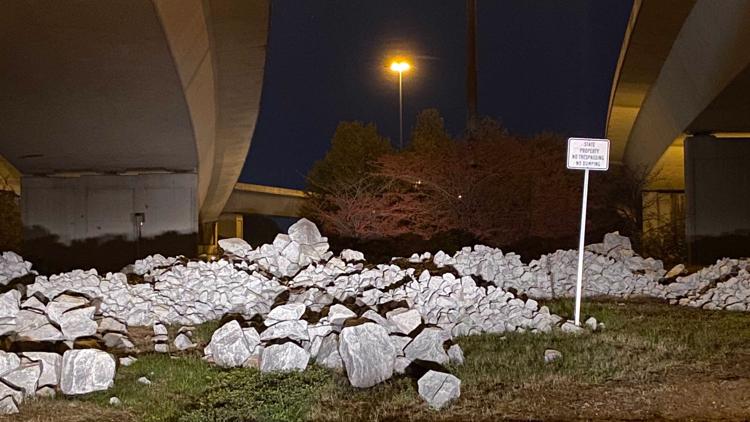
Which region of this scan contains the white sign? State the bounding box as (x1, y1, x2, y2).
(566, 137, 610, 326)
(567, 138, 610, 171)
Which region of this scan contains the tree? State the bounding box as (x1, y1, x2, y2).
(408, 109, 451, 152)
(306, 121, 392, 192)
(303, 121, 393, 237)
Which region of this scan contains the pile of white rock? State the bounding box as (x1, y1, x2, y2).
(0, 252, 33, 286)
(668, 258, 750, 311)
(433, 232, 667, 299)
(429, 231, 750, 312)
(4, 219, 750, 414)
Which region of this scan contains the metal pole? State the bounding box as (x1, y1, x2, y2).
(398, 71, 403, 149)
(574, 168, 590, 326)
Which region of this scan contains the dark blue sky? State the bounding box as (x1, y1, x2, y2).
(240, 0, 633, 189)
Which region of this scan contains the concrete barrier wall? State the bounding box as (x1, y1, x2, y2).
(21, 174, 197, 273)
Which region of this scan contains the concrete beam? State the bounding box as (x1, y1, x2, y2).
(223, 183, 306, 218)
(624, 0, 750, 171)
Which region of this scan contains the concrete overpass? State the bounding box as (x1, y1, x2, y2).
(0, 0, 268, 271)
(217, 183, 306, 241)
(607, 0, 750, 262)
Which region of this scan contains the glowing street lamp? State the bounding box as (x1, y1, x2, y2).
(390, 60, 411, 149)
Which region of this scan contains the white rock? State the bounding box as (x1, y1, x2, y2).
(386, 308, 422, 335)
(315, 334, 343, 370)
(361, 310, 397, 332)
(447, 344, 464, 365)
(417, 370, 461, 409)
(260, 320, 309, 342)
(394, 356, 412, 374)
(21, 352, 61, 388)
(98, 317, 128, 334)
(36, 386, 56, 398)
(561, 321, 584, 334)
(0, 352, 20, 378)
(665, 264, 686, 279)
(59, 306, 98, 341)
(260, 342, 309, 373)
(218, 238, 253, 256)
(153, 322, 168, 336)
(60, 350, 116, 395)
(103, 333, 134, 350)
(265, 303, 306, 326)
(119, 356, 137, 367)
(204, 321, 255, 368)
(328, 304, 356, 325)
(404, 328, 450, 365)
(2, 361, 41, 396)
(288, 218, 325, 245)
(137, 377, 151, 385)
(16, 310, 63, 342)
(109, 396, 122, 406)
(339, 323, 396, 388)
(0, 396, 19, 415)
(46, 295, 88, 325)
(584, 317, 598, 331)
(340, 249, 365, 262)
(174, 333, 195, 350)
(544, 349, 562, 363)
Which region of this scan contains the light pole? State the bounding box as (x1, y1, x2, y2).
(390, 61, 410, 149)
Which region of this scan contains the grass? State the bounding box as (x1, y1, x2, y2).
(4, 299, 750, 421)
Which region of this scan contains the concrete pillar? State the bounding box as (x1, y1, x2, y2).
(684, 135, 750, 263)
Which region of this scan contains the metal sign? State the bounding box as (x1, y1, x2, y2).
(567, 137, 610, 326)
(567, 138, 610, 171)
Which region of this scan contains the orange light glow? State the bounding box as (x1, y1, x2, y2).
(390, 61, 411, 73)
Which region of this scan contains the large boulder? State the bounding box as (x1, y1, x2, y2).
(203, 321, 257, 368)
(339, 323, 396, 388)
(404, 328, 450, 365)
(260, 342, 309, 373)
(218, 238, 253, 257)
(418, 370, 461, 409)
(60, 350, 115, 395)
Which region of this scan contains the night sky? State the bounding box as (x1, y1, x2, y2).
(240, 0, 633, 190)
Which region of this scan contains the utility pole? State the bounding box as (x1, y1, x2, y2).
(466, 0, 478, 135)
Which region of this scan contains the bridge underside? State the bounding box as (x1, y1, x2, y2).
(608, 0, 750, 262)
(0, 0, 268, 272)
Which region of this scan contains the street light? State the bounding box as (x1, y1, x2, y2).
(390, 60, 410, 149)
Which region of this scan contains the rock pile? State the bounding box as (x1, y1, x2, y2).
(0, 252, 33, 286)
(434, 232, 667, 299)
(5, 219, 750, 414)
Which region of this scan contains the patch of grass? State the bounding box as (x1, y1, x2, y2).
(177, 365, 334, 422)
(78, 354, 220, 421)
(6, 301, 750, 421)
(309, 299, 750, 421)
(71, 354, 333, 422)
(191, 320, 222, 346)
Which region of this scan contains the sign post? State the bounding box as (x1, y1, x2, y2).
(566, 137, 610, 325)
